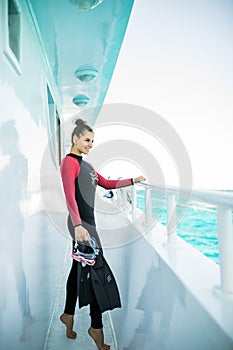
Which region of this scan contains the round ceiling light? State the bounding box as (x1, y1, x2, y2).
(67, 0, 103, 11)
(72, 94, 90, 106)
(75, 65, 98, 82)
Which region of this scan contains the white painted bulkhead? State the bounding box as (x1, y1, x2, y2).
(0, 1, 67, 348)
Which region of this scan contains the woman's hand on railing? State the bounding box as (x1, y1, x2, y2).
(133, 176, 146, 184)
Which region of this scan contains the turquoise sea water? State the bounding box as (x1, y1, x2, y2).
(136, 190, 233, 265)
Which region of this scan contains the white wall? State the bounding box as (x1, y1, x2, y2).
(0, 1, 68, 349)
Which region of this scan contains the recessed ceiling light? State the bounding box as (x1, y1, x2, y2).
(75, 65, 98, 82)
(72, 94, 90, 106)
(67, 0, 103, 11)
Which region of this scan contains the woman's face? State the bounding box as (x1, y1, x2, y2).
(73, 131, 94, 155)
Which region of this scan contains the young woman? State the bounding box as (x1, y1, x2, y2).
(60, 119, 145, 349)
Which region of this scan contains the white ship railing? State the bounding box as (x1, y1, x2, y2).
(129, 183, 233, 297)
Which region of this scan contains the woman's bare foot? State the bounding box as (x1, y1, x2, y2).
(60, 313, 77, 339)
(88, 327, 110, 350)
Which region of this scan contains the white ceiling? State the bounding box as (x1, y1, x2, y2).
(28, 0, 134, 124)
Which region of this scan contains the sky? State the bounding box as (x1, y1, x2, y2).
(99, 0, 233, 190)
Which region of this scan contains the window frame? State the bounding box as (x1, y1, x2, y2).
(47, 84, 62, 168)
(2, 0, 22, 75)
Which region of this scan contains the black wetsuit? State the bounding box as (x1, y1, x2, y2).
(60, 153, 133, 328)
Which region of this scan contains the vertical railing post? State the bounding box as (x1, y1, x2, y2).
(122, 188, 128, 208)
(131, 184, 137, 221)
(217, 206, 233, 295)
(166, 193, 177, 244)
(144, 186, 153, 226)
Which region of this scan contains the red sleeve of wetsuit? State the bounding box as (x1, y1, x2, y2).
(60, 156, 82, 227)
(97, 173, 133, 189)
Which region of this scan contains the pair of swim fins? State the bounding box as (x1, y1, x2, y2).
(77, 252, 121, 312)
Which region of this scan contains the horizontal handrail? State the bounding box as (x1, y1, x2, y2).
(137, 182, 233, 209)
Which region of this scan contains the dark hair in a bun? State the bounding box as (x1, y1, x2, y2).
(75, 119, 86, 126)
(71, 119, 93, 143)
